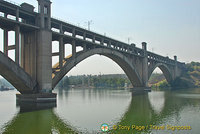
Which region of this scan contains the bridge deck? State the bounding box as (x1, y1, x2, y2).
(0, 0, 183, 67)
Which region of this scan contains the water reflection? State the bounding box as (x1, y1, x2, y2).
(0, 88, 200, 134)
(54, 88, 132, 133)
(110, 89, 200, 134)
(109, 93, 154, 133)
(148, 91, 165, 114)
(2, 103, 78, 134)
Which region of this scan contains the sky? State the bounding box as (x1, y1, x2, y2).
(0, 0, 200, 76)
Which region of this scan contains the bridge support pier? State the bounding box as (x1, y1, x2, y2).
(142, 42, 148, 87)
(16, 93, 57, 103)
(131, 87, 151, 95)
(37, 30, 52, 93)
(36, 0, 53, 94)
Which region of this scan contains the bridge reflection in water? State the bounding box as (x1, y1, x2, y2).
(1, 88, 200, 134)
(2, 103, 78, 134)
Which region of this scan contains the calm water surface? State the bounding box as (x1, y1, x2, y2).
(0, 88, 200, 134)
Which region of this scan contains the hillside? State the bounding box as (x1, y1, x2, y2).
(148, 73, 165, 85)
(150, 62, 200, 89)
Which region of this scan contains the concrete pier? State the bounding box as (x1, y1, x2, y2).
(16, 93, 57, 103)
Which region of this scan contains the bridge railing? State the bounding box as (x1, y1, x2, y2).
(51, 17, 179, 65)
(147, 51, 175, 65)
(0, 0, 38, 28)
(51, 16, 130, 46)
(51, 18, 177, 65)
(51, 18, 134, 46)
(51, 18, 149, 58)
(0, 0, 20, 6)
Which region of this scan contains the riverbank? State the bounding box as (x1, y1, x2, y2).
(150, 62, 200, 89)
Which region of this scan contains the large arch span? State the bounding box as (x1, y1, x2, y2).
(0, 51, 37, 94)
(52, 48, 143, 89)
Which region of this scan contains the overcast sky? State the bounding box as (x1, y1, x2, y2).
(0, 0, 200, 76)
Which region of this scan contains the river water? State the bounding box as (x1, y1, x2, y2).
(0, 88, 199, 134)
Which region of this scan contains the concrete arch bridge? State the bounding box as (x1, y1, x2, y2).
(0, 0, 185, 101)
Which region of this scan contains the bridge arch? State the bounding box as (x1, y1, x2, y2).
(0, 51, 37, 94)
(148, 63, 173, 83)
(52, 48, 143, 89)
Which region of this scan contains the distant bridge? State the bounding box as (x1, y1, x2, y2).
(0, 0, 185, 101)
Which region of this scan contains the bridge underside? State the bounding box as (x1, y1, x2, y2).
(52, 48, 143, 89)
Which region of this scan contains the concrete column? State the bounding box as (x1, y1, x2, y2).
(122, 44, 124, 51)
(72, 28, 75, 37)
(142, 42, 147, 50)
(15, 25, 20, 64)
(23, 32, 37, 80)
(114, 44, 117, 49)
(63, 43, 65, 59)
(127, 47, 130, 53)
(60, 24, 64, 59)
(83, 43, 87, 52)
(4, 13, 7, 18)
(36, 0, 53, 93)
(174, 55, 177, 61)
(59, 36, 64, 68)
(101, 38, 104, 45)
(115, 44, 118, 49)
(83, 32, 86, 40)
(142, 42, 148, 87)
(60, 23, 63, 34)
(92, 35, 95, 43)
(38, 3, 44, 28)
(108, 41, 111, 47)
(3, 29, 8, 56)
(72, 40, 76, 59)
(37, 30, 52, 92)
(16, 8, 19, 21)
(20, 33, 24, 68)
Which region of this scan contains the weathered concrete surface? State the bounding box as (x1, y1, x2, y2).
(16, 93, 57, 103)
(20, 31, 37, 80)
(36, 30, 52, 93)
(52, 45, 184, 89)
(0, 51, 37, 94)
(36, 0, 52, 93)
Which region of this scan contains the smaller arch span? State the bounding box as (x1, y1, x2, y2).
(0, 51, 37, 94)
(148, 63, 173, 83)
(52, 48, 143, 89)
